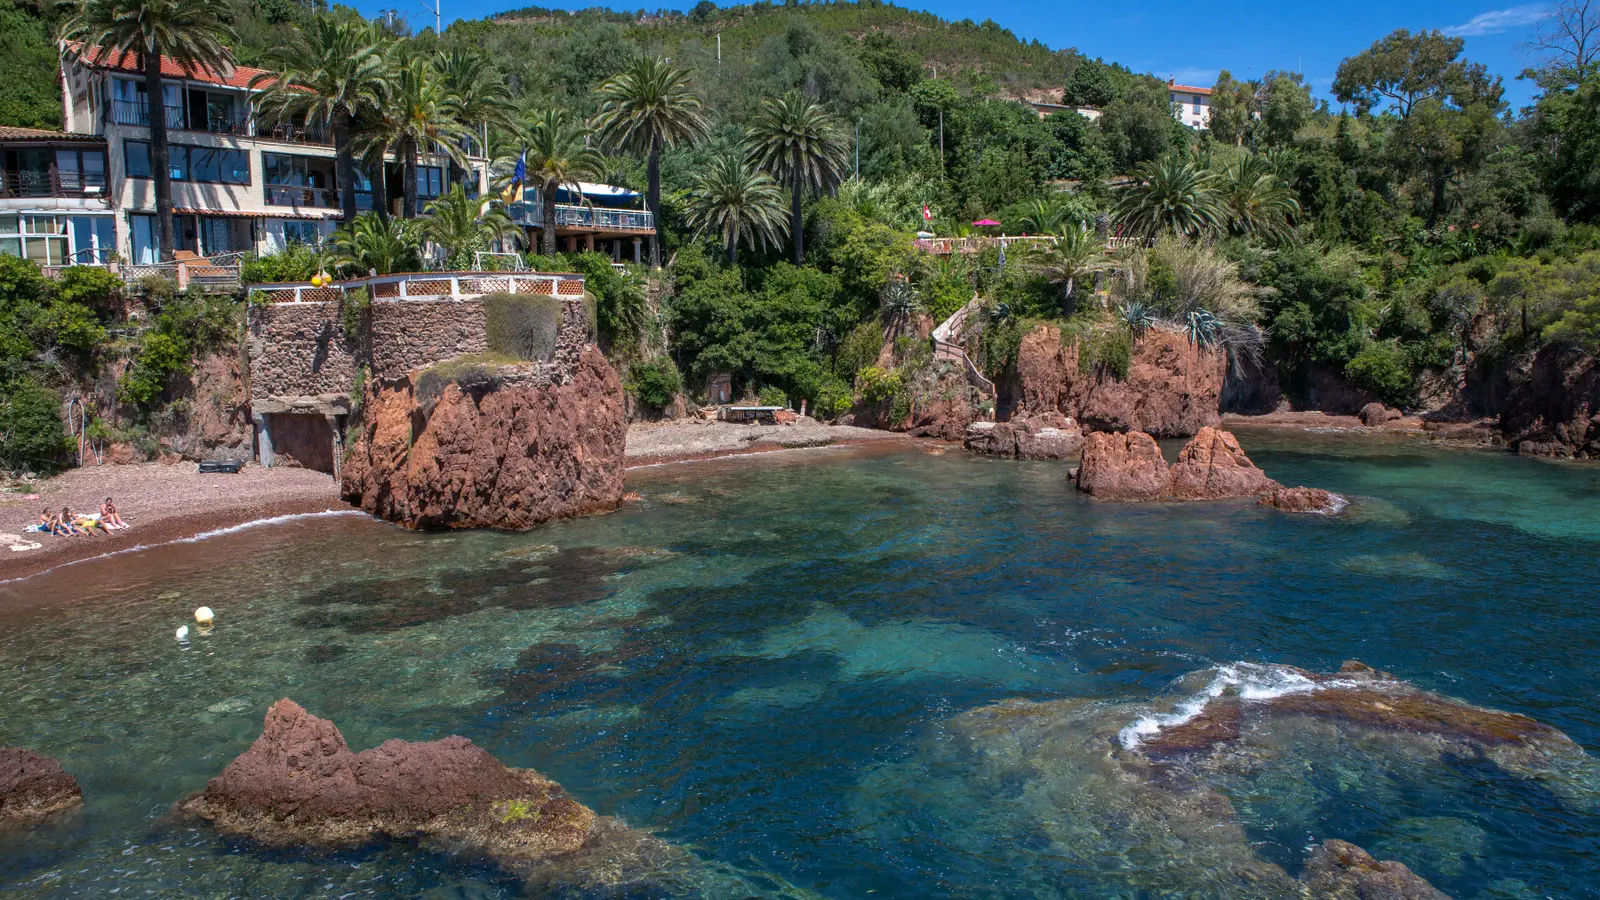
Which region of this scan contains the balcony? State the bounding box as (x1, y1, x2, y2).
(111, 99, 255, 138)
(0, 169, 109, 198)
(509, 201, 654, 233)
(111, 99, 189, 131)
(265, 184, 337, 209)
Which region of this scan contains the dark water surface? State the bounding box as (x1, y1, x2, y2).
(2, 431, 1599, 898)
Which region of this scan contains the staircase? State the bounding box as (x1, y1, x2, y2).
(931, 296, 996, 396)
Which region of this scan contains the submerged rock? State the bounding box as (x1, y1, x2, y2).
(1076, 427, 1308, 504)
(0, 747, 82, 828)
(1258, 485, 1344, 514)
(1303, 839, 1450, 900)
(180, 700, 672, 886)
(340, 346, 626, 530)
(963, 413, 1085, 460)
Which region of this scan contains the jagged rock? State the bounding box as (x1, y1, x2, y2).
(1075, 431, 1172, 500)
(1, 747, 82, 828)
(1359, 402, 1402, 426)
(1501, 346, 1600, 459)
(963, 413, 1084, 460)
(1259, 485, 1343, 514)
(1076, 427, 1293, 502)
(180, 700, 670, 883)
(1302, 839, 1451, 900)
(1013, 326, 1227, 437)
(341, 346, 626, 530)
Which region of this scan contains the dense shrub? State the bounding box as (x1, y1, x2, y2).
(241, 243, 323, 285)
(483, 293, 562, 361)
(0, 379, 67, 475)
(627, 356, 683, 408)
(757, 385, 787, 407)
(1344, 341, 1414, 407)
(415, 353, 514, 404)
(53, 266, 122, 316)
(855, 365, 903, 404)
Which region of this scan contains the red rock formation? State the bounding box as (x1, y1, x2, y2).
(1164, 427, 1277, 500)
(964, 413, 1084, 460)
(341, 346, 626, 530)
(1259, 486, 1342, 514)
(1013, 326, 1227, 438)
(0, 747, 81, 827)
(1501, 347, 1600, 458)
(1075, 431, 1172, 500)
(1076, 427, 1295, 502)
(181, 699, 601, 861)
(1358, 402, 1401, 426)
(1302, 840, 1451, 900)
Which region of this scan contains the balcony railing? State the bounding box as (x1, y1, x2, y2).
(509, 201, 654, 232)
(111, 99, 188, 131)
(247, 270, 587, 304)
(0, 170, 109, 198)
(266, 184, 338, 209)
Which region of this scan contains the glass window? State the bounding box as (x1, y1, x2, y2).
(0, 216, 17, 236)
(83, 150, 106, 188)
(190, 147, 220, 183)
(0, 238, 18, 257)
(167, 145, 188, 181)
(419, 166, 442, 198)
(283, 221, 321, 244)
(125, 141, 151, 178)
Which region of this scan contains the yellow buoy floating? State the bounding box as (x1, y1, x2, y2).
(194, 606, 215, 627)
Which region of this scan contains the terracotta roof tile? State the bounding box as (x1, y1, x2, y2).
(0, 125, 103, 142)
(1168, 83, 1213, 96)
(64, 42, 278, 90)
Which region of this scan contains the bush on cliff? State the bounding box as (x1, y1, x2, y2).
(416, 354, 516, 404)
(626, 356, 683, 408)
(241, 243, 323, 285)
(1343, 341, 1414, 407)
(484, 293, 562, 362)
(0, 379, 68, 475)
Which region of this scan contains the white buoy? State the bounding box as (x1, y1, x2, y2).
(176, 625, 189, 642)
(194, 606, 214, 626)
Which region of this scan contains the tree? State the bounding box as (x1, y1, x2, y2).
(1031, 227, 1111, 316)
(1115, 155, 1223, 241)
(332, 211, 421, 275)
(252, 17, 388, 225)
(384, 57, 472, 219)
(423, 183, 517, 268)
(61, 0, 235, 261)
(1258, 71, 1313, 146)
(521, 107, 605, 257)
(1207, 70, 1257, 147)
(1524, 0, 1598, 87)
(435, 49, 516, 158)
(1061, 56, 1116, 108)
(1097, 76, 1185, 170)
(593, 56, 709, 267)
(686, 150, 790, 264)
(1332, 29, 1488, 118)
(747, 91, 851, 264)
(1216, 153, 1300, 242)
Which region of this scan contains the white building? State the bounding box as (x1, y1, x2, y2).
(43, 43, 489, 265)
(1167, 81, 1212, 130)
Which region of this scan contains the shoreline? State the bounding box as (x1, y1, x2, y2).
(0, 465, 344, 583)
(622, 419, 912, 468)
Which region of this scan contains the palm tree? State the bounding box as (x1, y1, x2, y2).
(252, 17, 388, 225)
(747, 91, 850, 265)
(60, 0, 234, 262)
(434, 49, 514, 159)
(1115, 155, 1225, 242)
(1019, 196, 1079, 235)
(521, 108, 605, 257)
(1032, 227, 1113, 316)
(686, 150, 789, 264)
(1216, 154, 1300, 244)
(423, 183, 517, 268)
(332, 211, 421, 275)
(383, 57, 472, 219)
(592, 56, 709, 267)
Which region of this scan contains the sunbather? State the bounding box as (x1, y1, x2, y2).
(37, 509, 59, 535)
(59, 507, 90, 536)
(101, 497, 125, 529)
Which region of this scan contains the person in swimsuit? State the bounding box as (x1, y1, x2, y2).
(101, 497, 125, 529)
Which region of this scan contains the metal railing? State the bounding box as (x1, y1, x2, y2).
(265, 184, 339, 209)
(473, 251, 528, 271)
(930, 295, 995, 395)
(249, 270, 586, 304)
(255, 121, 333, 146)
(509, 201, 654, 232)
(0, 170, 109, 198)
(913, 234, 1145, 255)
(111, 99, 188, 130)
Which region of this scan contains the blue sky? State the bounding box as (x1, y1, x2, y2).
(387, 0, 1559, 109)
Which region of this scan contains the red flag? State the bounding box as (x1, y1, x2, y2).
(922, 204, 932, 221)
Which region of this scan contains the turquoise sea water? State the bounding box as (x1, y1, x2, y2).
(2, 430, 1599, 898)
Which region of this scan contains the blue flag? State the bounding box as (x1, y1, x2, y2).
(513, 150, 526, 186)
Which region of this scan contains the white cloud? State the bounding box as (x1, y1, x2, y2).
(1444, 4, 1550, 37)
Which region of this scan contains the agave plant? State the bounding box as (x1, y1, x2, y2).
(1181, 309, 1225, 348)
(880, 274, 921, 323)
(1118, 300, 1157, 335)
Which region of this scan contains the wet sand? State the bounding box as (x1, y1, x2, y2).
(624, 418, 910, 467)
(0, 464, 343, 582)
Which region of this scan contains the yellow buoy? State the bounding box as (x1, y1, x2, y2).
(310, 274, 324, 287)
(194, 606, 215, 627)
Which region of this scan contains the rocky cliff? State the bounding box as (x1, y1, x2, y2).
(340, 345, 626, 530)
(1499, 346, 1600, 458)
(1011, 326, 1227, 437)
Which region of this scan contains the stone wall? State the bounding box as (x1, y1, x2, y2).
(246, 300, 362, 407)
(368, 299, 488, 381)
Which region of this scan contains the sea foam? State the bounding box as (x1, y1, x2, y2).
(1118, 663, 1322, 750)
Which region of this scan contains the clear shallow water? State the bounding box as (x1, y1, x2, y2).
(1, 433, 1598, 898)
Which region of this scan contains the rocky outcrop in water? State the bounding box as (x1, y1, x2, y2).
(1303, 840, 1451, 900)
(180, 699, 671, 885)
(1075, 427, 1332, 506)
(340, 346, 626, 529)
(963, 413, 1085, 460)
(1, 747, 81, 828)
(1012, 326, 1226, 438)
(1258, 485, 1343, 514)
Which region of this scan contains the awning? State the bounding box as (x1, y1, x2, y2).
(573, 181, 639, 200)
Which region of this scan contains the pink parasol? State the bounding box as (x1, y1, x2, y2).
(972, 219, 1001, 226)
